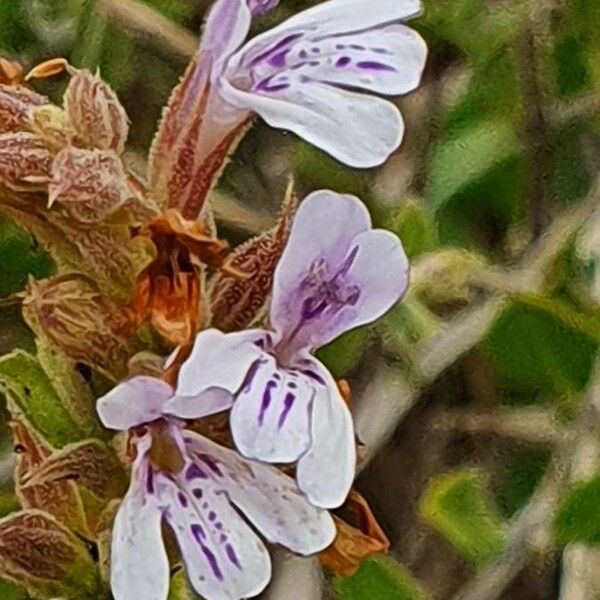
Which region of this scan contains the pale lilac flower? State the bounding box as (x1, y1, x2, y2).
(192, 0, 427, 168)
(165, 191, 409, 508)
(97, 376, 335, 600)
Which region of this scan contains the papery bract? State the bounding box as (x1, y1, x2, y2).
(97, 376, 335, 600)
(0, 84, 47, 133)
(209, 183, 297, 331)
(166, 191, 409, 508)
(0, 132, 52, 190)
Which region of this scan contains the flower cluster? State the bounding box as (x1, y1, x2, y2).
(0, 0, 425, 598)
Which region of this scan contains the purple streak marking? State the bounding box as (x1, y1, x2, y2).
(300, 369, 326, 385)
(178, 492, 188, 507)
(249, 33, 303, 66)
(197, 454, 224, 477)
(146, 469, 154, 494)
(255, 78, 291, 93)
(240, 358, 264, 394)
(356, 61, 396, 72)
(226, 544, 242, 569)
(277, 392, 296, 429)
(258, 380, 278, 426)
(191, 524, 223, 581)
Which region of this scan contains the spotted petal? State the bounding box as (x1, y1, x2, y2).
(220, 0, 426, 166)
(271, 191, 409, 351)
(183, 431, 336, 555)
(110, 437, 170, 600)
(96, 376, 173, 431)
(163, 463, 271, 600)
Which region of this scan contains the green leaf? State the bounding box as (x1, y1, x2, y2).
(0, 350, 86, 448)
(333, 555, 426, 600)
(486, 296, 599, 397)
(426, 120, 521, 213)
(555, 475, 600, 546)
(386, 200, 438, 259)
(420, 470, 507, 569)
(0, 218, 53, 298)
(36, 341, 103, 438)
(316, 327, 370, 379)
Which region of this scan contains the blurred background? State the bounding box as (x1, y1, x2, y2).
(0, 0, 599, 599)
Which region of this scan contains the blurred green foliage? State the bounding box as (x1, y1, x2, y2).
(420, 470, 507, 569)
(555, 475, 600, 546)
(333, 555, 426, 600)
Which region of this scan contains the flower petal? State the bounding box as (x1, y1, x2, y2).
(230, 355, 314, 463)
(163, 468, 271, 600)
(342, 229, 410, 327)
(204, 0, 252, 68)
(96, 376, 173, 431)
(183, 432, 336, 555)
(271, 191, 407, 350)
(110, 439, 169, 600)
(296, 359, 355, 508)
(220, 0, 426, 166)
(221, 74, 403, 168)
(261, 0, 422, 33)
(166, 329, 265, 419)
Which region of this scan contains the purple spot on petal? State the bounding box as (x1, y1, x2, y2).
(220, 533, 227, 543)
(288, 381, 297, 389)
(268, 49, 290, 68)
(336, 56, 351, 68)
(349, 44, 366, 51)
(226, 544, 242, 569)
(335, 44, 346, 50)
(278, 392, 296, 429)
(208, 511, 217, 521)
(311, 47, 320, 53)
(193, 489, 203, 499)
(258, 380, 277, 426)
(299, 49, 308, 59)
(186, 463, 208, 481)
(178, 492, 188, 507)
(356, 61, 396, 72)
